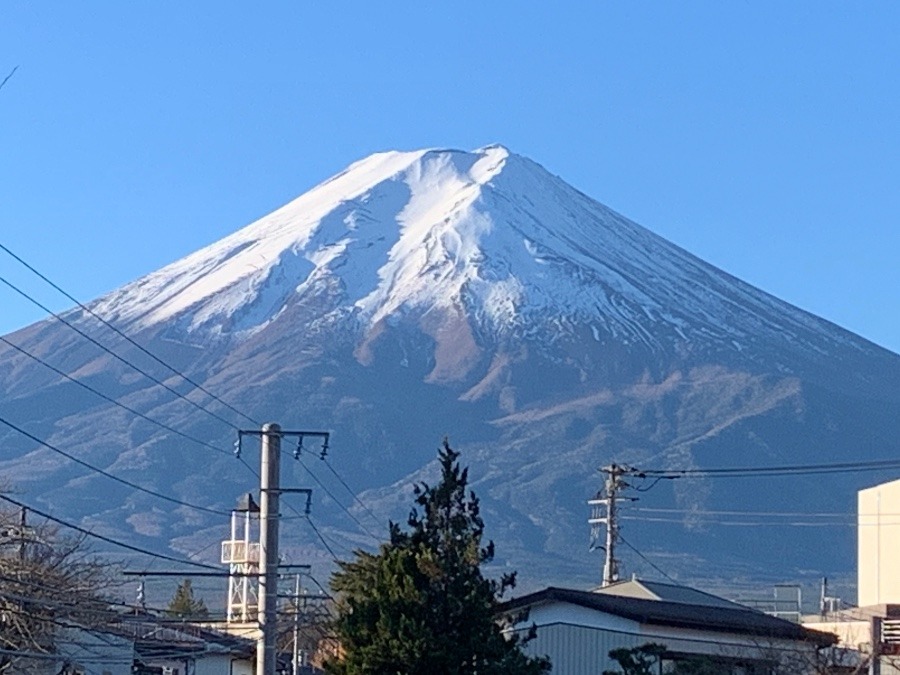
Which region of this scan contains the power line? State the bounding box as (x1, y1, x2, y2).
(238, 455, 261, 480)
(0, 646, 129, 665)
(632, 507, 860, 518)
(0, 333, 235, 461)
(0, 241, 260, 428)
(0, 253, 262, 483)
(0, 605, 243, 664)
(303, 515, 342, 563)
(280, 434, 381, 539)
(0, 273, 241, 431)
(620, 515, 883, 528)
(0, 414, 231, 517)
(0, 246, 384, 528)
(634, 456, 900, 479)
(0, 572, 173, 617)
(295, 456, 379, 542)
(618, 534, 678, 585)
(0, 494, 219, 570)
(322, 456, 382, 528)
(304, 573, 335, 603)
(0, 574, 120, 604)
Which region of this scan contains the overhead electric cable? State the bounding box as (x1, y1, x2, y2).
(634, 456, 900, 479)
(0, 571, 127, 602)
(0, 334, 234, 461)
(295, 456, 379, 542)
(618, 534, 678, 585)
(0, 613, 236, 664)
(237, 455, 261, 480)
(0, 241, 261, 427)
(322, 456, 382, 527)
(304, 574, 336, 602)
(0, 414, 230, 517)
(0, 494, 219, 570)
(0, 573, 173, 617)
(632, 476, 674, 492)
(303, 515, 343, 563)
(621, 515, 878, 528)
(0, 647, 129, 665)
(633, 507, 858, 518)
(0, 273, 241, 431)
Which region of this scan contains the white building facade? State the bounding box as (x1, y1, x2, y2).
(502, 580, 835, 675)
(859, 478, 900, 607)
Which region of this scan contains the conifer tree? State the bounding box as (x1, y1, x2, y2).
(167, 578, 209, 619)
(326, 440, 549, 675)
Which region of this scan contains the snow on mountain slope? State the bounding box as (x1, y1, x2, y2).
(92, 147, 502, 335)
(4, 144, 900, 597)
(90, 145, 864, 362)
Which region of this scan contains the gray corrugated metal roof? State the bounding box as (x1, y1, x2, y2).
(594, 579, 744, 609)
(499, 587, 836, 646)
(114, 616, 256, 659)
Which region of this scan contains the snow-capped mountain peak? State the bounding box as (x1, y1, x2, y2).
(91, 145, 860, 364)
(6, 145, 900, 596)
(92, 146, 514, 334)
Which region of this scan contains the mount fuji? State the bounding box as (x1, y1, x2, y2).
(2, 145, 899, 598)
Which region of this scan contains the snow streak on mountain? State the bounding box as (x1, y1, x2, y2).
(2, 145, 899, 596)
(93, 146, 858, 361)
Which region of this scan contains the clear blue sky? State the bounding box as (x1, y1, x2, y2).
(2, 2, 898, 353)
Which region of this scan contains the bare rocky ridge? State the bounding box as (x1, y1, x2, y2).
(1, 145, 899, 598)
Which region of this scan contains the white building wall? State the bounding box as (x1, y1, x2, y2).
(193, 654, 253, 675)
(802, 619, 871, 652)
(516, 602, 825, 675)
(149, 653, 253, 675)
(859, 478, 900, 606)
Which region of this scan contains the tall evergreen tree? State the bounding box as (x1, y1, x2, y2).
(167, 578, 209, 619)
(326, 441, 549, 675)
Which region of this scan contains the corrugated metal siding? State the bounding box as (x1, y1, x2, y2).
(522, 623, 643, 674)
(520, 622, 823, 675)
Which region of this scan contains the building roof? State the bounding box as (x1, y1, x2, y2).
(593, 578, 745, 610)
(114, 615, 256, 660)
(500, 586, 837, 646)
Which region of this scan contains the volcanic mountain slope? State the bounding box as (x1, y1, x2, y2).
(2, 145, 898, 595)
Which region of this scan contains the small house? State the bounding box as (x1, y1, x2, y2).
(500, 578, 836, 674)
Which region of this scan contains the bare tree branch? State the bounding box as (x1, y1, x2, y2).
(0, 502, 118, 674)
(0, 66, 18, 94)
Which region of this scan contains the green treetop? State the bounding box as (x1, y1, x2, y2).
(326, 440, 550, 675)
(167, 578, 209, 619)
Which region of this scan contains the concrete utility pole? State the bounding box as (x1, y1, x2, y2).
(588, 464, 630, 587)
(234, 424, 327, 675)
(292, 573, 303, 675)
(258, 423, 281, 675)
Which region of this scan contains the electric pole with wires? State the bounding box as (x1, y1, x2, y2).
(234, 423, 329, 675)
(589, 464, 635, 587)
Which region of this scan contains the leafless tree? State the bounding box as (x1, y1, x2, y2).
(734, 634, 900, 675)
(0, 501, 119, 674)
